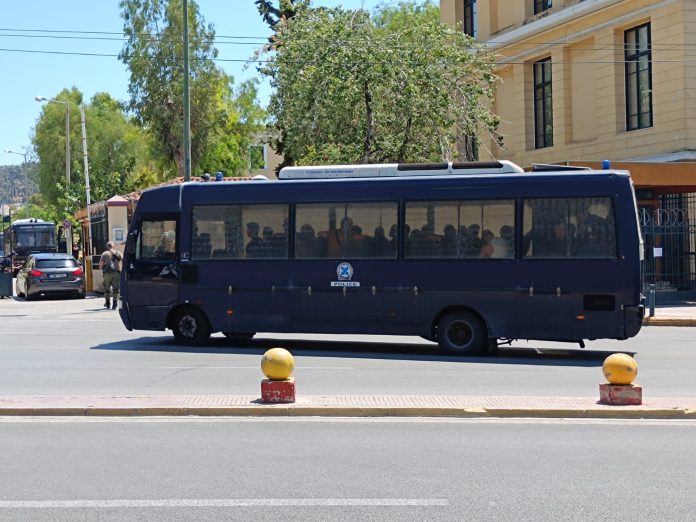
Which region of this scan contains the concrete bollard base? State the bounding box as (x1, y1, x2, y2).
(599, 383, 642, 405)
(261, 377, 296, 404)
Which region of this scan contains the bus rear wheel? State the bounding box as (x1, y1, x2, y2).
(171, 307, 211, 346)
(437, 311, 487, 355)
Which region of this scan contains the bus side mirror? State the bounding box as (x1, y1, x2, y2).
(126, 232, 136, 257)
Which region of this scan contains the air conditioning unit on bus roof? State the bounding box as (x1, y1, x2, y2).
(278, 160, 524, 180)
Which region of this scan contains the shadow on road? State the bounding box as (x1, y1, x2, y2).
(91, 335, 633, 367)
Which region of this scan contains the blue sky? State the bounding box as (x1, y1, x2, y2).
(0, 0, 389, 165)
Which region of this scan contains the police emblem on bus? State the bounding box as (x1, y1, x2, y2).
(337, 262, 353, 281)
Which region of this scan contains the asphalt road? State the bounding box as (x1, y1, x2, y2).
(0, 294, 694, 397)
(1, 417, 695, 521)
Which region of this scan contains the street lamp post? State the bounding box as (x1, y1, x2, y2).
(35, 96, 72, 254)
(3, 149, 28, 204)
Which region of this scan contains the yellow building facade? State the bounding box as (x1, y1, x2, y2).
(442, 0, 696, 293)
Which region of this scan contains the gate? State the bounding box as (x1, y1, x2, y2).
(639, 193, 696, 294)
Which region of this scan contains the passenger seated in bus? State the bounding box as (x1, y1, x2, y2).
(408, 226, 437, 257)
(574, 218, 609, 257)
(268, 218, 289, 257)
(461, 224, 482, 257)
(155, 231, 176, 258)
(529, 220, 570, 258)
(500, 225, 514, 254)
(442, 224, 458, 257)
(192, 232, 212, 259)
(296, 223, 321, 258)
(479, 230, 495, 257)
(325, 216, 353, 258)
(245, 222, 264, 258)
(348, 225, 371, 257)
(372, 226, 392, 257)
(262, 226, 274, 242)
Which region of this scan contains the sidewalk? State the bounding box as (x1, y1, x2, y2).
(1, 394, 695, 419)
(643, 302, 696, 326)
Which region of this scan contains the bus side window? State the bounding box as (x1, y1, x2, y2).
(405, 200, 515, 259)
(296, 202, 398, 260)
(523, 197, 616, 259)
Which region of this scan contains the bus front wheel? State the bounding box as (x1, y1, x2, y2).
(437, 311, 487, 355)
(171, 307, 211, 346)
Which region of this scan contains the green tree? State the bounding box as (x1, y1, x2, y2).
(120, 0, 230, 177)
(32, 89, 151, 211)
(259, 1, 500, 166)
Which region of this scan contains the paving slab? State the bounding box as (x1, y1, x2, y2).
(1, 395, 695, 419)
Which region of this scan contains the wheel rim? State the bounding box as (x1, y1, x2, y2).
(446, 320, 473, 349)
(178, 314, 198, 338)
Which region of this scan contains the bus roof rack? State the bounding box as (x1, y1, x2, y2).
(530, 163, 591, 172)
(279, 160, 524, 179)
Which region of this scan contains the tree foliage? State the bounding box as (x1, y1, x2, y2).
(119, 0, 265, 178)
(32, 88, 151, 221)
(259, 1, 501, 166)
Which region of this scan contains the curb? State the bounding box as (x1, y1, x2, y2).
(643, 317, 696, 327)
(1, 405, 695, 419)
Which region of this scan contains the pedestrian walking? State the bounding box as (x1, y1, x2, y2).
(99, 241, 122, 309)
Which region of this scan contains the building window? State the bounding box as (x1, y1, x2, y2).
(625, 23, 652, 131)
(249, 144, 267, 170)
(533, 58, 553, 149)
(463, 0, 477, 38)
(534, 0, 552, 15)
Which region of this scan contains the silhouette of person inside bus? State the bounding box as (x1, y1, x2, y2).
(442, 224, 458, 257)
(155, 231, 176, 258)
(245, 222, 263, 258)
(326, 216, 354, 258)
(574, 217, 610, 257)
(296, 223, 320, 258)
(372, 226, 392, 257)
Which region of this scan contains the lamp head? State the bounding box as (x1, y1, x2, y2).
(34, 96, 47, 102)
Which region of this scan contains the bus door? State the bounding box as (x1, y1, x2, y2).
(124, 216, 179, 329)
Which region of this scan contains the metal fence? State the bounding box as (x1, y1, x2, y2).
(639, 193, 696, 294)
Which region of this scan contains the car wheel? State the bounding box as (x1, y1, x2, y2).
(222, 332, 256, 341)
(171, 307, 211, 346)
(437, 311, 487, 355)
(76, 291, 86, 299)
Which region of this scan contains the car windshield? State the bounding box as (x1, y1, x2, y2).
(36, 259, 77, 269)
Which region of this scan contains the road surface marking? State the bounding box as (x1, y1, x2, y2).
(0, 498, 449, 508)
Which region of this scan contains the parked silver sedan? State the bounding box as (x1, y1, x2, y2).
(15, 253, 86, 300)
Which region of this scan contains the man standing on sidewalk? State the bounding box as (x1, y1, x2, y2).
(99, 241, 122, 310)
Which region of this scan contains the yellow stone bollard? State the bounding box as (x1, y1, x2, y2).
(602, 353, 638, 385)
(261, 347, 295, 380)
(600, 353, 641, 405)
(260, 348, 296, 404)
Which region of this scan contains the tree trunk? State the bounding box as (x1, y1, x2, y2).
(361, 80, 374, 164)
(397, 116, 412, 163)
(175, 147, 185, 179)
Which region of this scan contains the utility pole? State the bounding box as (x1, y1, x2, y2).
(182, 0, 192, 182)
(80, 105, 93, 259)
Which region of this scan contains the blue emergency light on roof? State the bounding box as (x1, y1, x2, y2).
(602, 160, 611, 169)
(278, 160, 524, 180)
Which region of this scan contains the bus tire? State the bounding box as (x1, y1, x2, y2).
(171, 307, 211, 346)
(223, 332, 255, 341)
(437, 311, 487, 355)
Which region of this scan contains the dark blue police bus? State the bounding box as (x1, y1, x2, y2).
(118, 161, 644, 354)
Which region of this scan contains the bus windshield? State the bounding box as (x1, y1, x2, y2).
(15, 226, 56, 250)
